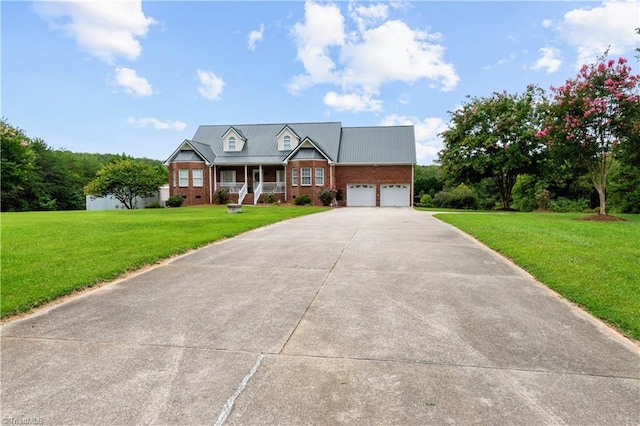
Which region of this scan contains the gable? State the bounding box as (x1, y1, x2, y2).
(276, 125, 300, 151)
(222, 127, 246, 152)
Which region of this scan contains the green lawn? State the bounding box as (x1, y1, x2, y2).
(1, 205, 328, 318)
(435, 212, 640, 340)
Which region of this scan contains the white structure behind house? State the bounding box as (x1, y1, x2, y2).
(86, 185, 169, 210)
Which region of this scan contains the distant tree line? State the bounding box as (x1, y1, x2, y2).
(430, 51, 640, 215)
(1, 118, 167, 212)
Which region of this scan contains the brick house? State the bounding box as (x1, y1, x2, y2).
(165, 122, 416, 207)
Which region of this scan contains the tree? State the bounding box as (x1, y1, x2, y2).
(1, 119, 37, 211)
(538, 56, 640, 215)
(84, 156, 166, 209)
(439, 86, 546, 209)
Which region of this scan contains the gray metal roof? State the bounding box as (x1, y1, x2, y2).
(192, 122, 342, 165)
(338, 126, 416, 164)
(290, 148, 327, 161)
(173, 122, 416, 166)
(173, 151, 204, 162)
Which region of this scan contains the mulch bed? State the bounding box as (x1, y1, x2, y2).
(578, 214, 627, 222)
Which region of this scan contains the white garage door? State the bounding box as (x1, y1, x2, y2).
(347, 184, 376, 207)
(380, 184, 410, 207)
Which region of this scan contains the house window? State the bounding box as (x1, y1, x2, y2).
(315, 168, 324, 186)
(220, 170, 236, 183)
(178, 169, 189, 187)
(276, 170, 284, 183)
(301, 168, 311, 186)
(172, 170, 177, 187)
(291, 168, 298, 186)
(283, 135, 291, 150)
(228, 136, 236, 150)
(193, 169, 203, 187)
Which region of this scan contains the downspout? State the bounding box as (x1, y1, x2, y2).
(209, 165, 213, 204)
(411, 163, 415, 207)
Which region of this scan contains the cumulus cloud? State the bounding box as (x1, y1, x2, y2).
(127, 117, 186, 130)
(111, 67, 153, 97)
(34, 0, 156, 64)
(289, 1, 459, 112)
(247, 24, 264, 51)
(197, 69, 225, 101)
(532, 47, 562, 74)
(324, 91, 382, 112)
(556, 0, 640, 65)
(380, 114, 448, 165)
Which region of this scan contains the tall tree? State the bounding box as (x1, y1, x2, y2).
(538, 56, 640, 215)
(439, 86, 546, 209)
(1, 119, 37, 211)
(84, 156, 166, 209)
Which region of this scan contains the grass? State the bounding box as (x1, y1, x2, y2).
(1, 205, 328, 318)
(434, 212, 640, 340)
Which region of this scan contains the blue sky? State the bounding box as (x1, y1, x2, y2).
(2, 1, 639, 165)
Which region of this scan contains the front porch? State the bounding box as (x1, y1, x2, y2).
(214, 165, 286, 205)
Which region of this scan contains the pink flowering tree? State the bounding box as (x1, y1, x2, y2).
(538, 56, 640, 215)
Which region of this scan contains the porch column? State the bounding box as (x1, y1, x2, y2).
(259, 164, 263, 184)
(244, 165, 248, 186)
(284, 165, 288, 201)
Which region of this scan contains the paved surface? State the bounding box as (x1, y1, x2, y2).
(2, 208, 639, 425)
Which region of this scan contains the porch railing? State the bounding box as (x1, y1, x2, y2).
(262, 182, 285, 194)
(238, 183, 248, 204)
(253, 182, 263, 205)
(217, 182, 244, 194)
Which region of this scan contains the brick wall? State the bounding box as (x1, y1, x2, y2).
(287, 160, 330, 206)
(169, 162, 211, 206)
(335, 165, 413, 206)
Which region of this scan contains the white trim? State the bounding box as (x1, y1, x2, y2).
(192, 169, 203, 187)
(178, 169, 189, 187)
(300, 167, 311, 186)
(315, 167, 324, 186)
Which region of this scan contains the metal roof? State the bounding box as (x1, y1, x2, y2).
(174, 122, 416, 166)
(289, 148, 327, 161)
(338, 126, 416, 164)
(192, 122, 342, 164)
(173, 151, 204, 162)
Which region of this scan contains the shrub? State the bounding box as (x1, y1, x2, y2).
(214, 188, 230, 205)
(551, 197, 589, 212)
(419, 193, 433, 207)
(318, 187, 336, 206)
(335, 188, 344, 201)
(146, 201, 164, 209)
(535, 189, 552, 211)
(294, 195, 312, 205)
(166, 195, 184, 207)
(433, 184, 478, 210)
(263, 193, 276, 204)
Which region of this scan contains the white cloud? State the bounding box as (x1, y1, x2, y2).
(197, 69, 225, 101)
(532, 47, 562, 74)
(380, 114, 448, 165)
(247, 24, 265, 51)
(557, 0, 640, 65)
(289, 1, 459, 111)
(127, 117, 186, 131)
(34, 0, 156, 64)
(541, 19, 553, 29)
(111, 67, 153, 97)
(323, 91, 382, 112)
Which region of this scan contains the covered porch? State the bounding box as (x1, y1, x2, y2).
(213, 164, 286, 204)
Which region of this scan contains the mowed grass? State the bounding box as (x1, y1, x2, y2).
(1, 205, 328, 318)
(435, 212, 640, 340)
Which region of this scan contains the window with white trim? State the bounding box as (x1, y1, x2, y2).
(178, 169, 189, 187)
(315, 168, 324, 186)
(228, 136, 236, 150)
(172, 170, 177, 187)
(283, 135, 291, 149)
(291, 168, 298, 186)
(192, 169, 203, 187)
(301, 168, 311, 186)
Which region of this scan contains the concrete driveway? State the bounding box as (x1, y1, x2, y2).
(2, 208, 638, 425)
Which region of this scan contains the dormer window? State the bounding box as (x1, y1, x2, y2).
(277, 125, 300, 151)
(223, 127, 246, 152)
